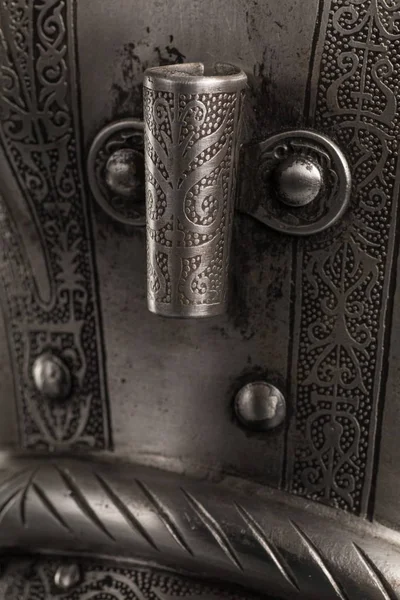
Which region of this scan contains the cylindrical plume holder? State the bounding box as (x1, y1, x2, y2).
(143, 63, 247, 318)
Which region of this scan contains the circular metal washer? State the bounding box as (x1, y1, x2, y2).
(254, 130, 351, 236)
(87, 118, 145, 226)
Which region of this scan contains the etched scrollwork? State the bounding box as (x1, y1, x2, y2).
(2, 559, 263, 600)
(287, 0, 400, 513)
(0, 0, 110, 448)
(143, 64, 246, 317)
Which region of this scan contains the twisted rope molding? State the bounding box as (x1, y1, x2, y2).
(0, 457, 398, 599)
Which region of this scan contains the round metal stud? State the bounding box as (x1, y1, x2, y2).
(54, 564, 81, 591)
(239, 129, 351, 235)
(105, 147, 144, 198)
(87, 118, 145, 226)
(234, 381, 286, 431)
(273, 156, 323, 207)
(32, 352, 72, 401)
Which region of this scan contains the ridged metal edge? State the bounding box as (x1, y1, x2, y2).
(0, 455, 398, 599)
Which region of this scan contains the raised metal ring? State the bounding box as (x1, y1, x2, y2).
(239, 129, 351, 236)
(87, 118, 145, 226)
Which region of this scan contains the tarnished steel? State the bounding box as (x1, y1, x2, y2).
(0, 0, 399, 598)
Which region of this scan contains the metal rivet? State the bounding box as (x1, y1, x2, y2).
(105, 147, 144, 198)
(273, 156, 323, 207)
(87, 118, 145, 226)
(54, 564, 81, 591)
(32, 352, 72, 400)
(234, 381, 286, 431)
(239, 129, 351, 235)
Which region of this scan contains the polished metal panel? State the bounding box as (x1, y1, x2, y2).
(144, 63, 247, 317)
(0, 0, 111, 450)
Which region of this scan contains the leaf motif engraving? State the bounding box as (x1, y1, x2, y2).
(287, 0, 400, 514)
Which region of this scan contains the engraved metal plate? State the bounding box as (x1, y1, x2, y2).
(0, 0, 111, 450)
(1, 1, 400, 596)
(285, 0, 400, 516)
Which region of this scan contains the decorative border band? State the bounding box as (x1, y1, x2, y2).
(1, 557, 263, 600)
(0, 0, 110, 448)
(286, 0, 400, 515)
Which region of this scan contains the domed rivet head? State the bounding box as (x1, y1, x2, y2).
(273, 156, 323, 207)
(234, 381, 286, 431)
(105, 147, 144, 198)
(54, 564, 81, 591)
(32, 352, 72, 400)
(87, 118, 145, 226)
(239, 129, 351, 235)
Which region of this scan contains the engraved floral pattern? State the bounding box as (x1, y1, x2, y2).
(3, 559, 262, 600)
(287, 0, 400, 513)
(0, 1, 110, 448)
(144, 85, 243, 313)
